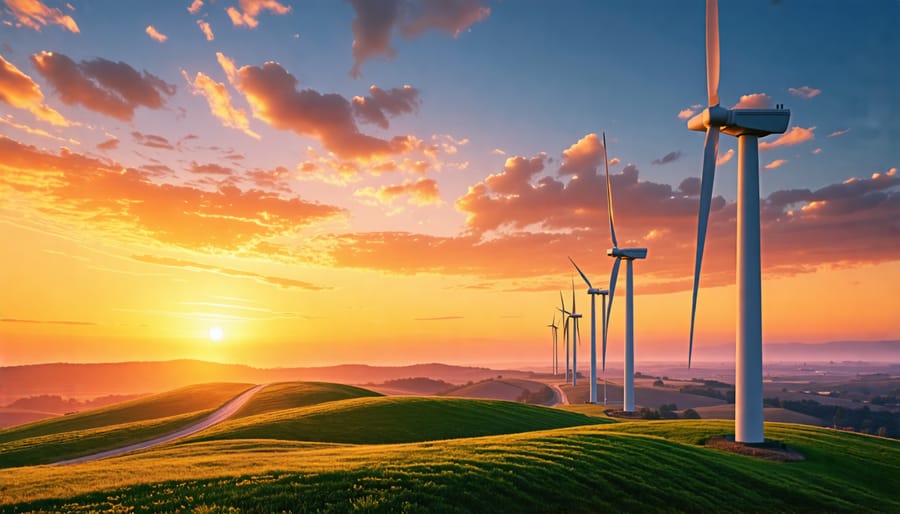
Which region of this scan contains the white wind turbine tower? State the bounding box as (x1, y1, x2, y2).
(547, 314, 559, 376)
(568, 281, 583, 387)
(604, 132, 647, 413)
(687, 0, 790, 443)
(569, 257, 609, 404)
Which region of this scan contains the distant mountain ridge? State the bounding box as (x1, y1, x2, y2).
(697, 340, 900, 362)
(0, 360, 534, 404)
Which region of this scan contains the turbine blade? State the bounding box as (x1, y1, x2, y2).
(604, 132, 618, 248)
(560, 290, 565, 313)
(706, 0, 720, 106)
(601, 295, 608, 371)
(689, 126, 720, 368)
(571, 279, 576, 313)
(569, 256, 592, 289)
(605, 257, 621, 346)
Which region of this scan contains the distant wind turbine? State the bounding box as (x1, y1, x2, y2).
(569, 257, 609, 404)
(547, 314, 559, 376)
(558, 292, 571, 383)
(569, 280, 583, 386)
(686, 0, 790, 443)
(604, 132, 647, 413)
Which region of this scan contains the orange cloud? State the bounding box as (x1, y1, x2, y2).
(246, 166, 292, 193)
(182, 69, 259, 139)
(678, 104, 702, 120)
(197, 19, 214, 40)
(559, 133, 601, 177)
(225, 0, 290, 28)
(0, 114, 75, 143)
(352, 85, 419, 129)
(355, 178, 441, 207)
(716, 148, 734, 165)
(788, 85, 821, 99)
(764, 159, 787, 170)
(218, 52, 416, 159)
(828, 128, 850, 138)
(759, 126, 815, 151)
(31, 51, 176, 121)
(131, 131, 174, 150)
(96, 136, 118, 150)
(732, 93, 772, 109)
(187, 0, 203, 14)
(0, 54, 69, 126)
(3, 0, 79, 32)
(348, 0, 490, 78)
(131, 254, 327, 290)
(145, 25, 167, 42)
(0, 135, 345, 252)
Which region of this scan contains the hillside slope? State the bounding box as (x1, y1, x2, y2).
(2, 421, 897, 512)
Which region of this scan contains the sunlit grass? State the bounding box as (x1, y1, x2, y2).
(2, 421, 897, 512)
(189, 396, 608, 445)
(231, 381, 381, 418)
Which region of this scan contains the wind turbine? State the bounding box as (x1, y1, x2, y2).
(547, 314, 559, 376)
(569, 280, 583, 387)
(604, 132, 647, 413)
(569, 257, 609, 404)
(686, 0, 790, 444)
(558, 292, 571, 383)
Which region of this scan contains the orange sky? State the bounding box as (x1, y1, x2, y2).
(1, 1, 898, 368)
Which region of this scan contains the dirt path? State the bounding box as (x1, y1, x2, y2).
(548, 383, 569, 405)
(51, 384, 268, 466)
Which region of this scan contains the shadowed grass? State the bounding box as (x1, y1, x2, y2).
(0, 382, 253, 445)
(189, 396, 609, 445)
(231, 381, 381, 418)
(2, 421, 897, 512)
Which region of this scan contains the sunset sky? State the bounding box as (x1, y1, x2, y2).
(1, 0, 898, 369)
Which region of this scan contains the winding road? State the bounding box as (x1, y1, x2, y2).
(51, 383, 267, 466)
(548, 382, 569, 405)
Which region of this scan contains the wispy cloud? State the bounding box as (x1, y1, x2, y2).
(226, 0, 291, 28)
(760, 126, 815, 151)
(788, 85, 821, 99)
(716, 148, 735, 165)
(197, 19, 214, 41)
(827, 128, 850, 138)
(132, 254, 329, 290)
(0, 54, 70, 126)
(4, 0, 79, 32)
(1, 317, 95, 325)
(677, 104, 702, 120)
(764, 159, 788, 170)
(651, 150, 682, 166)
(182, 67, 259, 139)
(145, 25, 168, 43)
(355, 178, 441, 207)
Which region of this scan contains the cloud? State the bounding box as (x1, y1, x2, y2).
(732, 93, 772, 109)
(716, 148, 734, 165)
(3, 0, 79, 32)
(559, 133, 601, 177)
(97, 136, 118, 150)
(0, 135, 345, 252)
(0, 53, 69, 126)
(225, 0, 290, 28)
(132, 254, 327, 290)
(355, 177, 441, 206)
(812, 148, 822, 155)
(348, 0, 490, 78)
(320, 135, 900, 293)
(492, 148, 505, 156)
(788, 86, 821, 99)
(651, 150, 682, 166)
(188, 0, 203, 14)
(0, 114, 75, 142)
(31, 51, 176, 121)
(197, 19, 214, 40)
(218, 52, 416, 159)
(678, 104, 702, 120)
(145, 25, 167, 42)
(1, 318, 95, 325)
(189, 161, 234, 175)
(764, 159, 787, 170)
(131, 131, 174, 150)
(246, 166, 292, 192)
(827, 128, 850, 138)
(759, 126, 815, 151)
(352, 85, 419, 129)
(182, 68, 259, 139)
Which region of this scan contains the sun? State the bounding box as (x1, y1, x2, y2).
(209, 326, 224, 342)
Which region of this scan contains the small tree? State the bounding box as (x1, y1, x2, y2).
(653, 379, 665, 387)
(682, 408, 701, 419)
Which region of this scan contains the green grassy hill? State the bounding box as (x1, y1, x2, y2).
(189, 395, 606, 445)
(231, 381, 381, 418)
(2, 421, 897, 513)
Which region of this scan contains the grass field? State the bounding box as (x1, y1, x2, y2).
(189, 395, 607, 445)
(0, 383, 254, 469)
(2, 421, 897, 512)
(2, 381, 897, 512)
(231, 381, 381, 418)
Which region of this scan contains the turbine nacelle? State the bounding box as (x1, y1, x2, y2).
(688, 106, 791, 137)
(587, 288, 608, 296)
(607, 247, 648, 260)
(570, 313, 583, 319)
